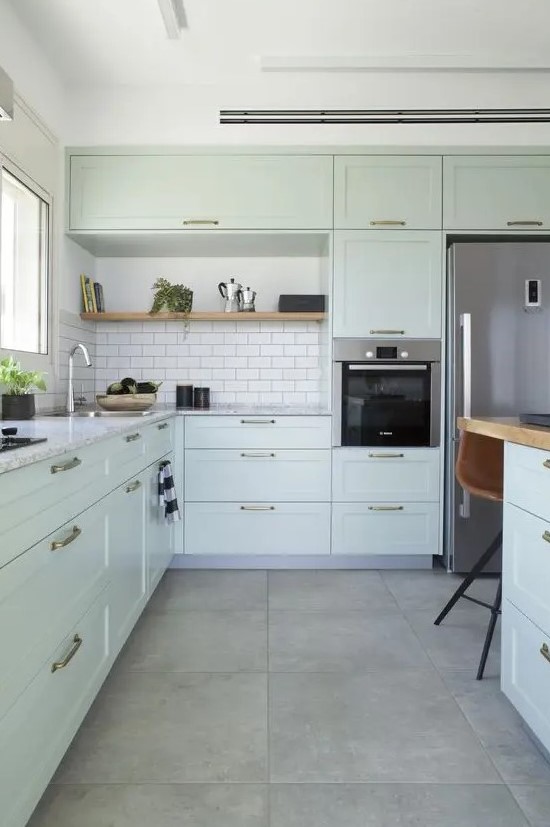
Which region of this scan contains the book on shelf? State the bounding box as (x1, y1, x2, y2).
(94, 281, 105, 313)
(80, 274, 105, 313)
(80, 274, 90, 312)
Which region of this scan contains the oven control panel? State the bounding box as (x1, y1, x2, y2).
(365, 347, 410, 360)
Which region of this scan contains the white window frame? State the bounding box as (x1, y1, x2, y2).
(0, 155, 53, 373)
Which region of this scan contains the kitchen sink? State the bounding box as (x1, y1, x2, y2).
(43, 410, 154, 418)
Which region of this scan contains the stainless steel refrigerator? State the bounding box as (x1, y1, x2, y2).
(445, 240, 550, 572)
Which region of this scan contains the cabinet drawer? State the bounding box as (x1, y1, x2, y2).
(0, 441, 110, 569)
(503, 503, 550, 637)
(185, 449, 331, 502)
(334, 155, 442, 230)
(0, 589, 111, 827)
(0, 500, 109, 722)
(185, 415, 332, 449)
(504, 442, 550, 522)
(332, 448, 440, 502)
(143, 417, 174, 460)
(502, 599, 550, 755)
(332, 502, 440, 556)
(184, 502, 331, 556)
(443, 155, 550, 230)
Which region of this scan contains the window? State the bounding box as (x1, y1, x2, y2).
(0, 165, 49, 354)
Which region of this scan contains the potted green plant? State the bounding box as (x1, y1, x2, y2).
(0, 356, 47, 420)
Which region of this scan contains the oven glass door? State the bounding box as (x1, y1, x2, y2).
(341, 362, 432, 447)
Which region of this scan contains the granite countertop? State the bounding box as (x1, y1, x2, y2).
(174, 404, 332, 417)
(458, 416, 550, 451)
(0, 409, 176, 475)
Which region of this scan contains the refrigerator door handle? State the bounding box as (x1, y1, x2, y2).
(459, 312, 472, 518)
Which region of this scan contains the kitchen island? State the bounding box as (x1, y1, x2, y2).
(458, 416, 550, 759)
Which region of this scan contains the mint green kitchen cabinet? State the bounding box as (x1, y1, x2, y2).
(333, 230, 443, 338)
(443, 156, 550, 229)
(332, 501, 440, 557)
(334, 156, 442, 229)
(69, 154, 333, 230)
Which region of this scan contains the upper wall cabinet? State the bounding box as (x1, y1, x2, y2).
(68, 154, 333, 231)
(334, 156, 442, 230)
(333, 230, 443, 339)
(444, 156, 550, 230)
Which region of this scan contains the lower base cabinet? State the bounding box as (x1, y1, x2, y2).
(147, 452, 175, 595)
(185, 502, 331, 556)
(332, 502, 440, 556)
(0, 588, 111, 827)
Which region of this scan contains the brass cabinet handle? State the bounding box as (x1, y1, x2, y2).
(542, 531, 550, 544)
(369, 329, 405, 335)
(368, 505, 404, 511)
(240, 505, 275, 511)
(507, 220, 543, 226)
(541, 643, 550, 664)
(51, 634, 83, 673)
(125, 433, 141, 442)
(368, 452, 405, 458)
(50, 525, 82, 551)
(126, 480, 142, 493)
(369, 220, 406, 226)
(157, 422, 169, 430)
(240, 419, 276, 424)
(182, 219, 220, 225)
(240, 452, 276, 458)
(50, 457, 82, 474)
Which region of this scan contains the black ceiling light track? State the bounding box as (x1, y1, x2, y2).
(220, 108, 550, 125)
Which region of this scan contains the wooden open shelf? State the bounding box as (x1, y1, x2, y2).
(80, 311, 327, 322)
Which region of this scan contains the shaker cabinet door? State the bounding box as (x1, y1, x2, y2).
(334, 155, 442, 229)
(333, 230, 443, 338)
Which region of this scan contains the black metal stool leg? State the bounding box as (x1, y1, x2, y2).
(434, 530, 502, 626)
(476, 575, 502, 680)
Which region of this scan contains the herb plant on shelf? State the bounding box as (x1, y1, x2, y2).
(0, 356, 47, 420)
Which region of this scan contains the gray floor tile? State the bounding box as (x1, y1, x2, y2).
(405, 605, 501, 676)
(382, 569, 500, 616)
(442, 671, 550, 785)
(148, 570, 267, 612)
(510, 785, 550, 827)
(268, 570, 397, 613)
(269, 670, 500, 783)
(28, 784, 268, 827)
(269, 610, 431, 672)
(54, 671, 267, 783)
(270, 784, 529, 827)
(117, 610, 267, 672)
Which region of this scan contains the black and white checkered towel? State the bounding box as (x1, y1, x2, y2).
(158, 461, 181, 523)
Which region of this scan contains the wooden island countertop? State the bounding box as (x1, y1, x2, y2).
(457, 416, 550, 451)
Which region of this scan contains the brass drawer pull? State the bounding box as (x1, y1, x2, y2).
(50, 457, 82, 474)
(369, 220, 406, 226)
(240, 452, 276, 458)
(543, 460, 550, 469)
(125, 433, 141, 442)
(368, 505, 404, 511)
(541, 643, 550, 664)
(182, 219, 220, 225)
(368, 452, 405, 458)
(50, 525, 82, 551)
(369, 329, 405, 335)
(240, 419, 276, 424)
(126, 480, 142, 493)
(157, 422, 169, 430)
(543, 531, 550, 544)
(240, 505, 275, 511)
(507, 220, 543, 227)
(51, 634, 82, 673)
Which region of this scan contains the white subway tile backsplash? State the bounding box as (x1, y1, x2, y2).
(272, 357, 295, 369)
(213, 368, 236, 380)
(107, 333, 128, 345)
(119, 345, 142, 357)
(148, 345, 166, 356)
(284, 345, 307, 357)
(296, 333, 318, 345)
(154, 333, 178, 345)
(131, 357, 154, 368)
(260, 344, 284, 356)
(237, 368, 259, 380)
(248, 356, 272, 369)
(248, 380, 271, 392)
(247, 333, 271, 344)
(201, 356, 224, 368)
(189, 345, 212, 357)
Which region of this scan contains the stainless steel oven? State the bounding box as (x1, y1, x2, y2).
(333, 339, 441, 447)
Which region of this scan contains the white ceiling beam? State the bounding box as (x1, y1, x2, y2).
(157, 0, 187, 39)
(260, 55, 550, 73)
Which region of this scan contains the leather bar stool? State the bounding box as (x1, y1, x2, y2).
(435, 430, 504, 680)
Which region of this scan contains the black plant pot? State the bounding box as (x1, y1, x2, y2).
(2, 394, 35, 420)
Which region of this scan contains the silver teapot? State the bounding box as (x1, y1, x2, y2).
(218, 278, 243, 312)
(242, 287, 257, 312)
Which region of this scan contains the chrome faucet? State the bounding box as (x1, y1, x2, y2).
(67, 343, 92, 413)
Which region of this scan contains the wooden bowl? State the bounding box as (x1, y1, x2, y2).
(96, 393, 156, 411)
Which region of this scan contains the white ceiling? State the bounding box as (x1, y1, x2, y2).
(6, 0, 550, 88)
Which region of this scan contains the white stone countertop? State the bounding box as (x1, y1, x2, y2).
(174, 404, 332, 417)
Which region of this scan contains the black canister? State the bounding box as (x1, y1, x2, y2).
(176, 384, 194, 408)
(193, 387, 210, 409)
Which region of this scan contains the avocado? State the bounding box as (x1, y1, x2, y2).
(107, 381, 124, 395)
(136, 381, 162, 394)
(120, 377, 137, 394)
